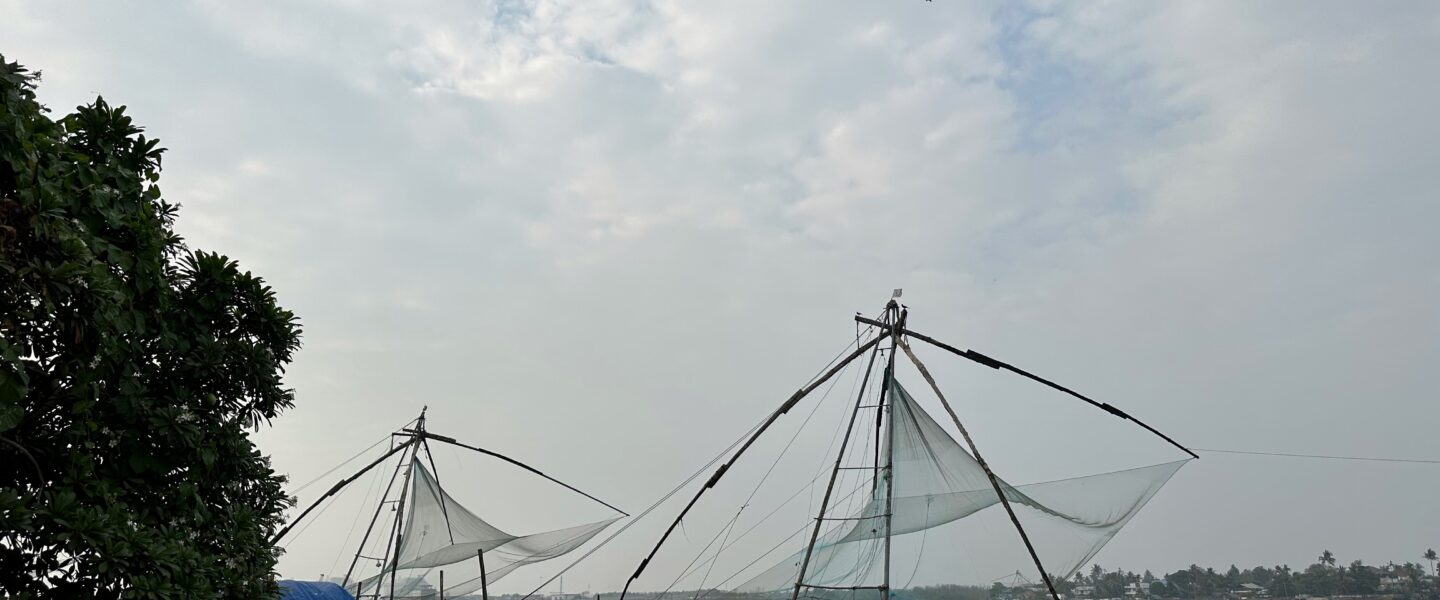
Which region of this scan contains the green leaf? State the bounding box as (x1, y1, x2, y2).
(0, 370, 25, 432)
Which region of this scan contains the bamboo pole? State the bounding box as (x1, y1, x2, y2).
(790, 335, 883, 600)
(899, 340, 1061, 600)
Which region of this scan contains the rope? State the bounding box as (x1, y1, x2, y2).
(901, 500, 934, 588)
(688, 468, 881, 599)
(328, 450, 390, 578)
(1194, 447, 1440, 465)
(662, 357, 852, 598)
(518, 415, 770, 600)
(292, 434, 394, 495)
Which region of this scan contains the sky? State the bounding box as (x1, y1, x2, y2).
(4, 0, 1440, 593)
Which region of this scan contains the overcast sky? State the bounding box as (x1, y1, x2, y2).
(5, 0, 1439, 593)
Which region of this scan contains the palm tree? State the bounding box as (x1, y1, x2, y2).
(1320, 550, 1337, 568)
(1425, 549, 1437, 576)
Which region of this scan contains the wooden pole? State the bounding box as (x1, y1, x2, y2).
(880, 304, 904, 600)
(899, 340, 1062, 600)
(854, 315, 1197, 460)
(419, 432, 628, 516)
(478, 549, 490, 600)
(440, 570, 446, 600)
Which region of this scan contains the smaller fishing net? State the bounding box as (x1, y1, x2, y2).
(356, 463, 619, 599)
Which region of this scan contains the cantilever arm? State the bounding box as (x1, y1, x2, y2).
(271, 437, 417, 544)
(417, 432, 630, 517)
(855, 315, 1198, 459)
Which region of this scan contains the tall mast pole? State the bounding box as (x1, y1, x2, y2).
(880, 302, 905, 600)
(380, 408, 426, 599)
(789, 329, 883, 600)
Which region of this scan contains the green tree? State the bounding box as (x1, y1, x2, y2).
(1425, 549, 1437, 577)
(1270, 565, 1296, 598)
(1344, 560, 1378, 595)
(1319, 550, 1336, 568)
(0, 56, 301, 598)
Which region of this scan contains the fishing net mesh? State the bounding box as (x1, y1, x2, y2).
(733, 379, 1187, 597)
(356, 463, 619, 599)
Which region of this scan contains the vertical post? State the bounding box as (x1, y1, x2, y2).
(880, 303, 904, 600)
(386, 444, 416, 600)
(478, 549, 490, 600)
(441, 570, 446, 600)
(356, 582, 363, 599)
(873, 354, 883, 496)
(385, 409, 426, 600)
(789, 333, 883, 600)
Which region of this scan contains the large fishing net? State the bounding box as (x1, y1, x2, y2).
(734, 379, 1187, 597)
(356, 463, 620, 599)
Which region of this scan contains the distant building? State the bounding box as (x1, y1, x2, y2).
(1379, 575, 1406, 591)
(1125, 582, 1151, 598)
(1230, 583, 1266, 599)
(1073, 585, 1097, 598)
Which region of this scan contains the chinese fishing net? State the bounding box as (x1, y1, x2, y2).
(733, 379, 1188, 599)
(356, 462, 620, 599)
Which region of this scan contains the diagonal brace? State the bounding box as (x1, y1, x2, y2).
(899, 340, 1062, 600)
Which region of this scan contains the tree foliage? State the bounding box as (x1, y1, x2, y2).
(0, 55, 301, 598)
(1056, 552, 1440, 600)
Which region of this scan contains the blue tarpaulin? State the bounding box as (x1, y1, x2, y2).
(278, 580, 355, 600)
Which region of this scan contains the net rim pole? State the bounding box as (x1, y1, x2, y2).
(855, 315, 1197, 460)
(415, 432, 629, 517)
(898, 339, 1062, 600)
(790, 330, 883, 600)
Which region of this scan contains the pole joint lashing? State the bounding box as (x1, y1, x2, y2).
(705, 463, 730, 489)
(817, 513, 889, 521)
(405, 429, 458, 444)
(630, 557, 651, 581)
(1100, 402, 1129, 419)
(798, 583, 888, 591)
(780, 389, 804, 413)
(962, 348, 1004, 370)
